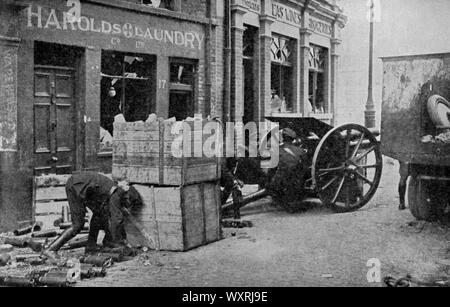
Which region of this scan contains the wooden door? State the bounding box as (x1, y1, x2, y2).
(34, 66, 76, 175)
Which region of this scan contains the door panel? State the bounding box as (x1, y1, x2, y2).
(34, 67, 76, 176)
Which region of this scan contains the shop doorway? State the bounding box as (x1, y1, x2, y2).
(33, 42, 80, 175)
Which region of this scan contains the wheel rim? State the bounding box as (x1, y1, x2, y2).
(312, 124, 383, 212)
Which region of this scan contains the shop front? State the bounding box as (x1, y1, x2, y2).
(229, 0, 346, 125)
(0, 0, 218, 230)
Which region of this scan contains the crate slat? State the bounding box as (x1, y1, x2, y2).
(112, 119, 220, 186)
(126, 183, 221, 251)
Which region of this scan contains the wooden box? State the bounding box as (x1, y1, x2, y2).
(125, 182, 222, 251)
(112, 120, 221, 186)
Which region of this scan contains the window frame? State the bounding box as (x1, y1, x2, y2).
(99, 51, 156, 154)
(270, 34, 295, 114)
(308, 44, 328, 114)
(168, 58, 198, 120)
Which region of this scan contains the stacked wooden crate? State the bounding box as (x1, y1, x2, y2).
(112, 119, 222, 251)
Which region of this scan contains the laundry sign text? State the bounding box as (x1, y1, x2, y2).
(26, 5, 205, 50)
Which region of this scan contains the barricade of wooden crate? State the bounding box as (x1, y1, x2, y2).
(112, 119, 222, 251)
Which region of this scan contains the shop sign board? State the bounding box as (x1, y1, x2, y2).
(241, 0, 261, 14)
(271, 2, 302, 27)
(25, 4, 205, 51)
(309, 17, 333, 37)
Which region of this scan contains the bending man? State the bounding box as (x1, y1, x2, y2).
(45, 172, 142, 255)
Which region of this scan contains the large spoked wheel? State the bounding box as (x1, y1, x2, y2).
(312, 124, 383, 213)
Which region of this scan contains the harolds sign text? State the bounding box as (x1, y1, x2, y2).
(26, 5, 205, 50)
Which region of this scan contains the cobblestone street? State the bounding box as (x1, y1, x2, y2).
(81, 160, 450, 287)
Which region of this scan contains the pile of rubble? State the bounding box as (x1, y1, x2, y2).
(422, 130, 450, 144)
(0, 222, 137, 288)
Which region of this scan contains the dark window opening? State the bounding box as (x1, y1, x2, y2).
(170, 61, 196, 85)
(243, 25, 257, 60)
(243, 25, 257, 124)
(100, 51, 156, 152)
(169, 58, 197, 120)
(35, 41, 81, 67)
(308, 45, 328, 114)
(169, 92, 194, 121)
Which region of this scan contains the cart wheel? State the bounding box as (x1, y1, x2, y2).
(408, 177, 436, 221)
(312, 124, 383, 213)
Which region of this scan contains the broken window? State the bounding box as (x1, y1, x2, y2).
(140, 0, 175, 10)
(270, 35, 294, 114)
(100, 51, 156, 152)
(308, 45, 328, 114)
(169, 58, 197, 120)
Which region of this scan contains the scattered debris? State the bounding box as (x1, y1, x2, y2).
(222, 219, 253, 229)
(32, 230, 58, 239)
(0, 244, 14, 254)
(384, 275, 450, 288)
(80, 255, 114, 268)
(3, 237, 44, 253)
(422, 130, 450, 144)
(13, 222, 43, 237)
(0, 254, 11, 267)
(61, 236, 88, 251)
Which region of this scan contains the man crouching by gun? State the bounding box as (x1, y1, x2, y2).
(42, 172, 142, 263)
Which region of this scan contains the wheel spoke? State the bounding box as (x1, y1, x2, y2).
(345, 185, 350, 208)
(320, 175, 340, 191)
(345, 129, 352, 158)
(319, 165, 345, 173)
(356, 163, 381, 169)
(351, 134, 365, 159)
(355, 145, 376, 162)
(331, 175, 346, 204)
(354, 171, 374, 186)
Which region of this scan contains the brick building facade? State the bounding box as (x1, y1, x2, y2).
(225, 0, 346, 125)
(0, 0, 223, 231)
(0, 0, 345, 231)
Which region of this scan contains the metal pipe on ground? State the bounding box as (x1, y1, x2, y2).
(80, 264, 107, 279)
(31, 230, 58, 239)
(37, 276, 72, 288)
(3, 237, 44, 253)
(59, 223, 89, 231)
(61, 236, 88, 251)
(0, 276, 35, 287)
(45, 268, 79, 284)
(222, 189, 269, 212)
(13, 222, 43, 236)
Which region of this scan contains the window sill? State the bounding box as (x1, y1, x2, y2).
(98, 151, 113, 158)
(270, 112, 304, 118)
(307, 113, 333, 120)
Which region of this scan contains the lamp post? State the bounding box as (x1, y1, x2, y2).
(365, 0, 376, 128)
